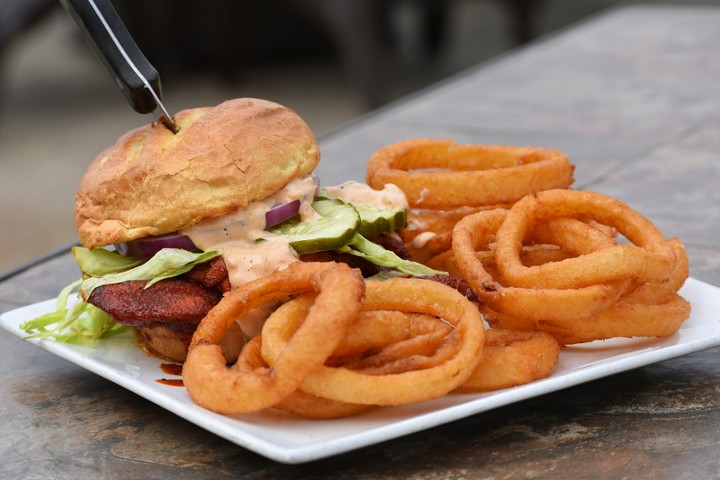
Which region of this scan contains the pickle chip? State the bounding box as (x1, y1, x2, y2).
(269, 198, 360, 254)
(355, 205, 407, 238)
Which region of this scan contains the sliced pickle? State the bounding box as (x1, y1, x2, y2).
(268, 198, 359, 254)
(355, 204, 407, 238)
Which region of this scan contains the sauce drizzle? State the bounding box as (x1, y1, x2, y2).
(156, 362, 184, 387)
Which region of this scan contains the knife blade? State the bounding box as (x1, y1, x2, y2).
(58, 0, 179, 133)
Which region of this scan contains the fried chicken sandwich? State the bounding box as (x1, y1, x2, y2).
(23, 98, 428, 361)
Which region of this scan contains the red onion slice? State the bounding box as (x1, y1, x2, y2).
(114, 233, 198, 258)
(265, 199, 301, 227)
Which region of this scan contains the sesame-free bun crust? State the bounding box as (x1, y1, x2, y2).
(75, 98, 320, 249)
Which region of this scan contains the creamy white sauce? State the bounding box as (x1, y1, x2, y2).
(412, 231, 437, 249)
(324, 181, 408, 210)
(216, 238, 299, 288)
(406, 216, 427, 232)
(236, 301, 284, 339)
(415, 187, 430, 206)
(181, 176, 317, 289)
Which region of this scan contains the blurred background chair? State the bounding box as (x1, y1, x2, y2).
(0, 0, 546, 109)
(109, 0, 546, 108)
(0, 0, 54, 51)
(0, 0, 55, 75)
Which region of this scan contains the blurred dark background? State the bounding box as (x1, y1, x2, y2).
(0, 0, 715, 272)
(110, 0, 551, 108)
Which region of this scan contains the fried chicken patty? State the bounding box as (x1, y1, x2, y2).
(87, 279, 222, 331)
(86, 257, 230, 331)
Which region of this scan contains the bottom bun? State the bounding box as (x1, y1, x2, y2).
(137, 322, 245, 363)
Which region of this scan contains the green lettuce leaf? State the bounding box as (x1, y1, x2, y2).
(72, 246, 144, 277)
(79, 248, 220, 298)
(339, 234, 444, 276)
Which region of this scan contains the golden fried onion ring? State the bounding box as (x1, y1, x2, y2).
(456, 329, 560, 392)
(483, 294, 690, 345)
(332, 310, 452, 362)
(493, 190, 677, 289)
(236, 336, 374, 419)
(261, 277, 485, 406)
(453, 209, 629, 321)
(182, 262, 365, 414)
(366, 139, 574, 209)
(263, 292, 454, 373)
(483, 238, 690, 344)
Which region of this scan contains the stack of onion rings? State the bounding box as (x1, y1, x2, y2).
(183, 260, 563, 418)
(261, 277, 485, 406)
(449, 190, 690, 345)
(365, 139, 575, 262)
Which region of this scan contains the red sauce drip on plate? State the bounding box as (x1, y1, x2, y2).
(156, 378, 184, 387)
(160, 363, 184, 376)
(156, 363, 184, 387)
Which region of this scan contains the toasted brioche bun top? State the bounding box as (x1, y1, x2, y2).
(75, 98, 320, 249)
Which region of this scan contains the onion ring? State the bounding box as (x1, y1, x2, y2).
(426, 243, 577, 278)
(266, 293, 453, 365)
(265, 293, 456, 375)
(236, 336, 373, 419)
(493, 190, 677, 289)
(182, 262, 364, 414)
(485, 294, 691, 345)
(456, 329, 560, 392)
(530, 217, 617, 256)
(483, 238, 690, 344)
(274, 389, 375, 419)
(452, 209, 629, 321)
(330, 313, 453, 368)
(261, 277, 485, 406)
(338, 328, 453, 373)
(620, 238, 689, 305)
(366, 139, 574, 209)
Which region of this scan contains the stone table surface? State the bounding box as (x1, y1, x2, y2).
(2, 4, 720, 479)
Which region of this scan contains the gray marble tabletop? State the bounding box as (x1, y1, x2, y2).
(2, 4, 719, 479)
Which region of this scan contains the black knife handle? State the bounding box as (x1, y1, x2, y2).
(58, 0, 162, 114)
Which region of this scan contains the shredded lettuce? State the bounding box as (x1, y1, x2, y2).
(20, 280, 130, 346)
(22, 247, 220, 345)
(339, 234, 444, 276)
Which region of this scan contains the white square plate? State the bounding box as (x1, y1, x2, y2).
(2, 277, 720, 464)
